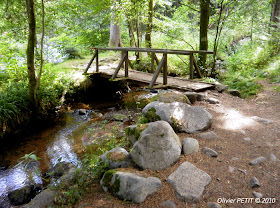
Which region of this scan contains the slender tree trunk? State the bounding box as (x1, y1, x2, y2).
(145, 0, 153, 49)
(128, 19, 136, 47)
(271, 0, 280, 26)
(37, 0, 45, 88)
(26, 0, 37, 109)
(199, 0, 210, 68)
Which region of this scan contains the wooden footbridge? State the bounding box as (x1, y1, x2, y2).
(84, 47, 215, 91)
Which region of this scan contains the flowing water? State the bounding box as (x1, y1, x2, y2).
(0, 109, 96, 207)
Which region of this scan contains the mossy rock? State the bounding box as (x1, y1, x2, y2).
(101, 169, 120, 194)
(107, 152, 127, 162)
(126, 123, 149, 145)
(145, 107, 161, 122)
(150, 92, 191, 104)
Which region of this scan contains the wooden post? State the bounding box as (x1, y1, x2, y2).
(190, 53, 194, 80)
(163, 53, 167, 85)
(96, 49, 99, 72)
(149, 54, 166, 88)
(84, 50, 97, 73)
(125, 51, 128, 77)
(151, 53, 155, 73)
(193, 56, 202, 78)
(112, 52, 127, 79)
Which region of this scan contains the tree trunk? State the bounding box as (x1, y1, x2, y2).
(109, 12, 122, 48)
(271, 0, 280, 26)
(199, 0, 210, 68)
(37, 0, 45, 89)
(26, 0, 37, 109)
(145, 0, 153, 49)
(128, 19, 136, 47)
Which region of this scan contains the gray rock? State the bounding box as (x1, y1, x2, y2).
(243, 137, 251, 141)
(46, 162, 74, 179)
(131, 121, 181, 170)
(215, 84, 228, 93)
(167, 162, 211, 203)
(59, 166, 77, 184)
(113, 114, 127, 122)
(249, 177, 260, 188)
(231, 157, 239, 161)
(206, 97, 220, 104)
(22, 189, 56, 208)
(228, 89, 241, 97)
(78, 109, 87, 115)
(100, 171, 162, 203)
(8, 185, 38, 206)
(252, 191, 263, 198)
(126, 124, 149, 145)
(207, 202, 222, 208)
(202, 147, 218, 157)
(228, 166, 235, 173)
(142, 101, 212, 133)
(251, 116, 273, 125)
(160, 200, 177, 208)
(100, 147, 130, 169)
(249, 156, 266, 165)
(198, 131, 219, 140)
(182, 138, 199, 155)
(196, 93, 205, 101)
(151, 92, 191, 104)
(184, 92, 198, 104)
(270, 154, 277, 162)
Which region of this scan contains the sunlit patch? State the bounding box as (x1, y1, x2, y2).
(214, 106, 256, 130)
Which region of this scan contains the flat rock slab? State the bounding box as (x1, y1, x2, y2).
(100, 171, 162, 203)
(142, 101, 212, 133)
(251, 116, 273, 125)
(167, 162, 211, 203)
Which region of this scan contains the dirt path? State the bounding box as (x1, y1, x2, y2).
(75, 81, 280, 208)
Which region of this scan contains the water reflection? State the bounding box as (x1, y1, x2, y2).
(0, 110, 92, 207)
(0, 163, 42, 207)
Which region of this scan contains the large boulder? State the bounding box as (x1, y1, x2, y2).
(167, 162, 211, 203)
(126, 124, 149, 145)
(8, 185, 39, 206)
(100, 147, 131, 169)
(137, 91, 191, 107)
(22, 189, 56, 208)
(142, 101, 212, 133)
(130, 121, 181, 170)
(100, 170, 162, 203)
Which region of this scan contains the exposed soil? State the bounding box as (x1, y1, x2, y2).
(73, 80, 280, 208)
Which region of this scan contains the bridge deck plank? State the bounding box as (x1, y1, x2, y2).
(86, 66, 214, 92)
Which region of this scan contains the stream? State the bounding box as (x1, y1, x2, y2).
(0, 109, 97, 207)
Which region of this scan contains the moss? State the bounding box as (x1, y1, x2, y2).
(145, 107, 160, 122)
(171, 116, 180, 132)
(102, 170, 120, 194)
(125, 124, 148, 141)
(150, 92, 188, 103)
(107, 152, 126, 162)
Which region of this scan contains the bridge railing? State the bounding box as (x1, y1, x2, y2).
(84, 47, 214, 88)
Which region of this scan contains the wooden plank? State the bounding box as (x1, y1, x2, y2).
(190, 53, 194, 80)
(93, 47, 214, 55)
(84, 50, 97, 73)
(112, 52, 127, 79)
(149, 54, 166, 88)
